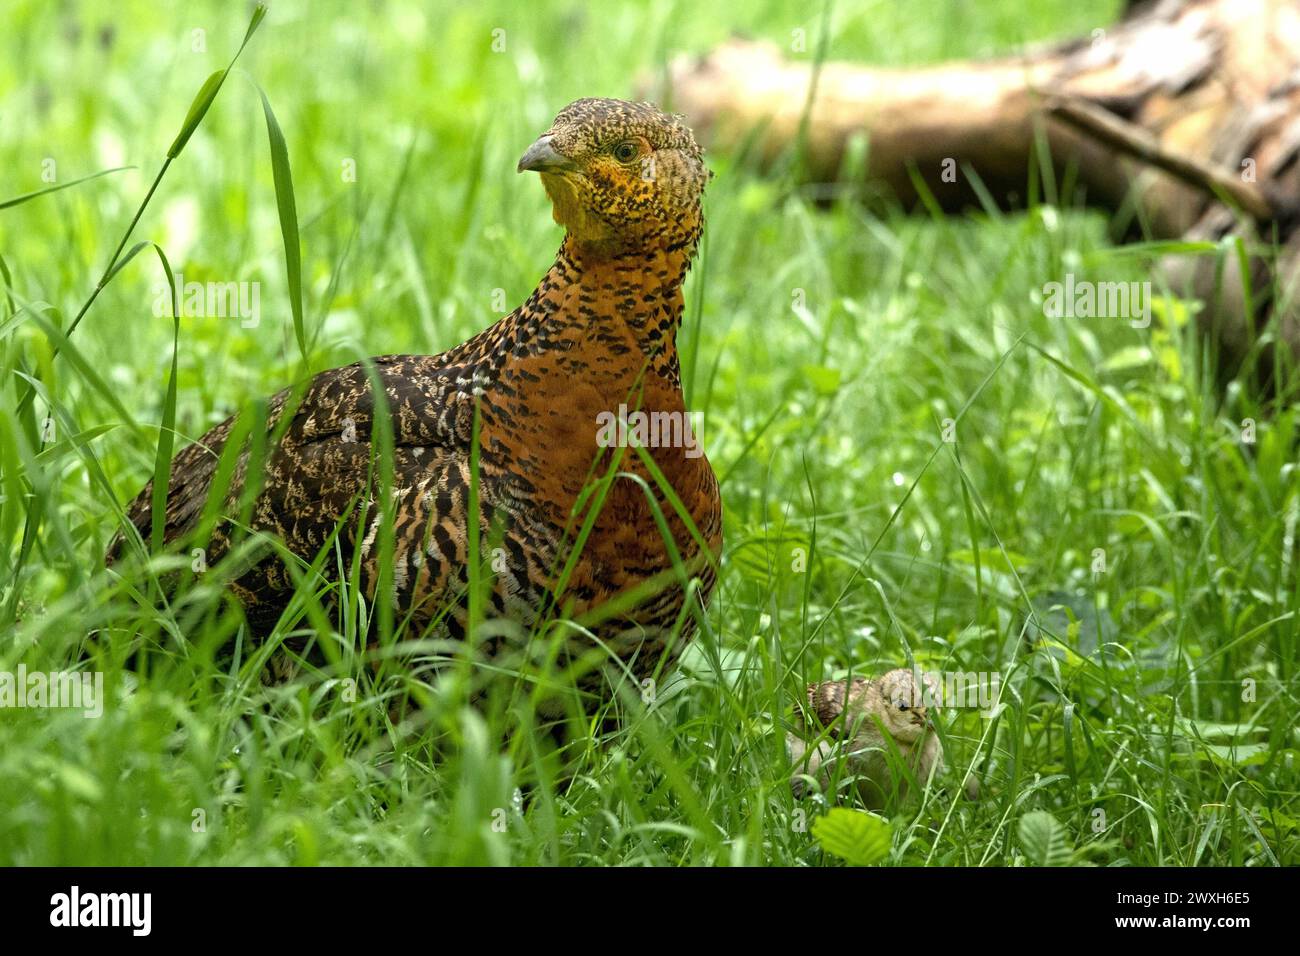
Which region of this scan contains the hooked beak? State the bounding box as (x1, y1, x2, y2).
(517, 135, 577, 175)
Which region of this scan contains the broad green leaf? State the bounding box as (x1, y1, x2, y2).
(812, 808, 891, 866)
(1196, 742, 1271, 766)
(1018, 810, 1072, 866)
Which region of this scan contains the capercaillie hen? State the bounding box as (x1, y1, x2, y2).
(108, 99, 722, 709)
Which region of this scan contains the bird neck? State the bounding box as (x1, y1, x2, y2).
(560, 231, 696, 299)
(537, 233, 697, 366)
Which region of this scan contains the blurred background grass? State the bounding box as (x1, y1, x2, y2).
(3, 0, 1297, 866)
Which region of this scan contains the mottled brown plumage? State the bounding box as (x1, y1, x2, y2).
(109, 99, 722, 710)
(788, 669, 943, 808)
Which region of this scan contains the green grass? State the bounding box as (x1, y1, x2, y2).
(2, 0, 1297, 866)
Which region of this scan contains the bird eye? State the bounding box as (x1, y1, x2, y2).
(896, 700, 909, 711)
(612, 140, 641, 163)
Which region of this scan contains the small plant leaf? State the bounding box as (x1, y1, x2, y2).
(812, 807, 891, 866)
(167, 70, 228, 159)
(1018, 810, 1072, 866)
(166, 3, 268, 159)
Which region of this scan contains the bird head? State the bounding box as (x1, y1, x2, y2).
(517, 98, 710, 257)
(876, 668, 937, 744)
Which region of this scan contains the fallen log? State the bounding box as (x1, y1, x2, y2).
(652, 0, 1300, 383)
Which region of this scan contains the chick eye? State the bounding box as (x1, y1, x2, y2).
(612, 141, 641, 163)
(896, 700, 909, 711)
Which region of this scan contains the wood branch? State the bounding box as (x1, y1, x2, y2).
(1045, 96, 1280, 222)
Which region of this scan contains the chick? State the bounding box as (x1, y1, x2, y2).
(787, 668, 944, 809)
